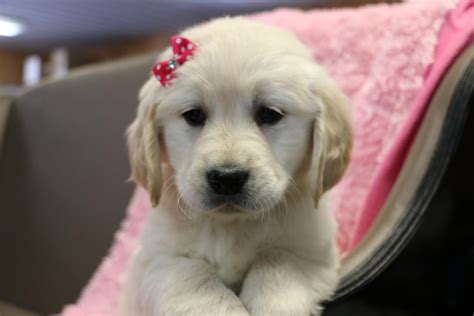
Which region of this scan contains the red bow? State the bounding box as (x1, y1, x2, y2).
(152, 35, 198, 86)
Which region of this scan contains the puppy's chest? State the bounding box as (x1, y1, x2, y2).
(192, 222, 260, 287)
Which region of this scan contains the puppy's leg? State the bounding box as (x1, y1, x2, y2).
(239, 249, 338, 316)
(122, 253, 249, 316)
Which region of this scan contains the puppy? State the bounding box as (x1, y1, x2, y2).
(121, 17, 352, 316)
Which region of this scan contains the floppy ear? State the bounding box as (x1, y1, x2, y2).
(127, 80, 162, 207)
(310, 76, 352, 206)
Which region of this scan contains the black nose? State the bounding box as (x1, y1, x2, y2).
(206, 168, 249, 195)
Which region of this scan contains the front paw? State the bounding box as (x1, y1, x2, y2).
(161, 293, 251, 316)
(240, 290, 317, 316)
(240, 304, 317, 316)
(225, 305, 251, 316)
(179, 302, 249, 316)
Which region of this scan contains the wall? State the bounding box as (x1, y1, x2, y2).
(0, 50, 28, 85)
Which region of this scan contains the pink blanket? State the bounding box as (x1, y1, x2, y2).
(62, 0, 473, 314)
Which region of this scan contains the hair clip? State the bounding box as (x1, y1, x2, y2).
(152, 35, 198, 86)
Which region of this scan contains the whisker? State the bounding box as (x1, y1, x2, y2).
(176, 191, 193, 220)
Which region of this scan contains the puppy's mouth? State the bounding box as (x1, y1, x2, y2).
(213, 203, 246, 214)
(203, 193, 256, 214)
(205, 196, 253, 214)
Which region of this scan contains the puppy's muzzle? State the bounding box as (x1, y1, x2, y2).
(206, 167, 249, 196)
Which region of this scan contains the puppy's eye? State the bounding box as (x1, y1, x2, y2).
(182, 108, 207, 127)
(256, 106, 284, 126)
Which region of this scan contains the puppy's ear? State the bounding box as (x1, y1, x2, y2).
(127, 79, 162, 207)
(310, 75, 352, 206)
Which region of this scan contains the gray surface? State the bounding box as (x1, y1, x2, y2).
(0, 53, 155, 314)
(0, 301, 37, 316)
(0, 0, 325, 50)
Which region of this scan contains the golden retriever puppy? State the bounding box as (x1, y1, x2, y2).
(121, 17, 352, 316)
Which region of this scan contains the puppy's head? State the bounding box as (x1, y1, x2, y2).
(127, 17, 351, 217)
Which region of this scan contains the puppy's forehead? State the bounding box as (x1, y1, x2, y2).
(179, 18, 312, 91)
(157, 18, 317, 115)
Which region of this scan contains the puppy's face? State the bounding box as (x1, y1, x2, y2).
(163, 80, 313, 214)
(128, 18, 352, 217)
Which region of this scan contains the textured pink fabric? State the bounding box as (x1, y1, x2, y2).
(62, 1, 470, 314)
(349, 0, 474, 250)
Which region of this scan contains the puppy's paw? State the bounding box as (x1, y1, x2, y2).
(240, 301, 316, 316)
(240, 289, 316, 316)
(224, 305, 251, 316)
(172, 303, 250, 316)
(161, 291, 251, 316)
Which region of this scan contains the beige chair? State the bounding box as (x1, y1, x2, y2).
(0, 53, 155, 314)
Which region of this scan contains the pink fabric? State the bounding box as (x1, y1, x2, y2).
(62, 1, 472, 314)
(349, 0, 474, 249)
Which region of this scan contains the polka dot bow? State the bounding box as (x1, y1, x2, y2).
(152, 35, 198, 86)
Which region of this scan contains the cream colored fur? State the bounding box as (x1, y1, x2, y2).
(121, 17, 352, 316)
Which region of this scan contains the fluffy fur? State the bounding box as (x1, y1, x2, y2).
(121, 17, 352, 316)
